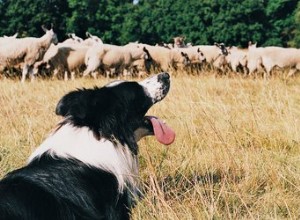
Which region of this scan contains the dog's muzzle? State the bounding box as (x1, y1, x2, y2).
(139, 72, 170, 104)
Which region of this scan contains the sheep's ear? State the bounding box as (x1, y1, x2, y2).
(86, 32, 91, 37)
(55, 90, 87, 119)
(41, 25, 48, 32)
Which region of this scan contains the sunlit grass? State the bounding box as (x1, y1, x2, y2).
(0, 73, 300, 219)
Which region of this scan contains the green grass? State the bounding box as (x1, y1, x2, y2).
(0, 74, 300, 219)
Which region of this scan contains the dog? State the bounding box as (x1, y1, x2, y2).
(0, 72, 175, 220)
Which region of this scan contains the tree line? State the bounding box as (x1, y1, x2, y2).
(0, 0, 299, 47)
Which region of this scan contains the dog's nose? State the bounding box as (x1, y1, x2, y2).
(158, 72, 170, 81)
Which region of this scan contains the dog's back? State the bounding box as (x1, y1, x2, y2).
(0, 155, 130, 220)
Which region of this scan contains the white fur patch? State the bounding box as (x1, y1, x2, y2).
(28, 124, 139, 192)
(139, 74, 165, 103)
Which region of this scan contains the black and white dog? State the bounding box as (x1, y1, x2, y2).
(0, 72, 175, 220)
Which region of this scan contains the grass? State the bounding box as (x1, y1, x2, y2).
(0, 73, 300, 219)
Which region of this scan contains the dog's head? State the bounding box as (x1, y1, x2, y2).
(55, 72, 175, 154)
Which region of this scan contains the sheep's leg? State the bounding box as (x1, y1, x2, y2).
(105, 70, 110, 78)
(64, 71, 69, 81)
(29, 66, 35, 82)
(82, 68, 90, 77)
(123, 68, 130, 78)
(248, 65, 256, 77)
(71, 71, 75, 80)
(264, 66, 272, 80)
(108, 68, 115, 78)
(21, 64, 29, 83)
(52, 69, 59, 79)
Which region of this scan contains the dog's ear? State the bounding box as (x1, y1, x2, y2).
(55, 90, 87, 119)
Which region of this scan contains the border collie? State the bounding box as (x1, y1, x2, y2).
(0, 72, 175, 220)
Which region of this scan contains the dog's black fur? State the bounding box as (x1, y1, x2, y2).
(0, 72, 171, 220)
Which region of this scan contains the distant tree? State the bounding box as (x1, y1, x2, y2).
(290, 2, 300, 47)
(0, 0, 299, 46)
(264, 0, 298, 46)
(66, 0, 132, 44)
(124, 0, 267, 46)
(0, 0, 70, 40)
(199, 0, 267, 47)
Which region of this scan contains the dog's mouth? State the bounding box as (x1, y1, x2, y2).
(146, 116, 175, 145)
(135, 116, 175, 145)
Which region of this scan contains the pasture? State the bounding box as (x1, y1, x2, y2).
(0, 73, 300, 219)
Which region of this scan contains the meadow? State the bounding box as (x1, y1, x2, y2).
(0, 73, 299, 219)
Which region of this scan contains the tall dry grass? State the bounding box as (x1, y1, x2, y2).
(0, 74, 299, 219)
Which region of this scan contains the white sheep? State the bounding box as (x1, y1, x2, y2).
(61, 33, 83, 45)
(34, 43, 89, 80)
(175, 47, 206, 72)
(0, 26, 58, 82)
(83, 44, 147, 78)
(195, 43, 228, 71)
(226, 46, 248, 74)
(248, 42, 300, 78)
(82, 32, 103, 46)
(126, 43, 192, 73)
(0, 33, 18, 49)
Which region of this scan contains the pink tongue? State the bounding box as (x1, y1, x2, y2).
(148, 116, 175, 145)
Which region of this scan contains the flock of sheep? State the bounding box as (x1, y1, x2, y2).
(0, 27, 300, 82)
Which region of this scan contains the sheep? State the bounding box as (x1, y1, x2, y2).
(169, 49, 191, 71)
(0, 26, 58, 82)
(61, 33, 83, 45)
(173, 36, 186, 48)
(127, 43, 192, 73)
(0, 33, 18, 46)
(177, 47, 206, 71)
(82, 32, 103, 46)
(1, 32, 18, 39)
(248, 43, 300, 78)
(0, 33, 19, 73)
(124, 46, 153, 78)
(226, 46, 248, 74)
(83, 44, 148, 78)
(246, 42, 264, 77)
(135, 44, 179, 72)
(34, 43, 89, 80)
(82, 44, 108, 78)
(195, 43, 228, 71)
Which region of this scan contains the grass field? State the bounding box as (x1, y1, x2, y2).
(0, 73, 300, 219)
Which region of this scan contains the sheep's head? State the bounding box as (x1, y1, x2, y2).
(42, 25, 58, 45)
(214, 42, 228, 56)
(86, 32, 103, 44)
(49, 30, 58, 45)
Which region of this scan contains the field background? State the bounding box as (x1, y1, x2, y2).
(0, 73, 300, 219)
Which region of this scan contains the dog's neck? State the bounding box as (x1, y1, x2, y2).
(28, 123, 139, 193)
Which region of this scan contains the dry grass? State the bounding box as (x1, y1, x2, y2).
(0, 73, 300, 219)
